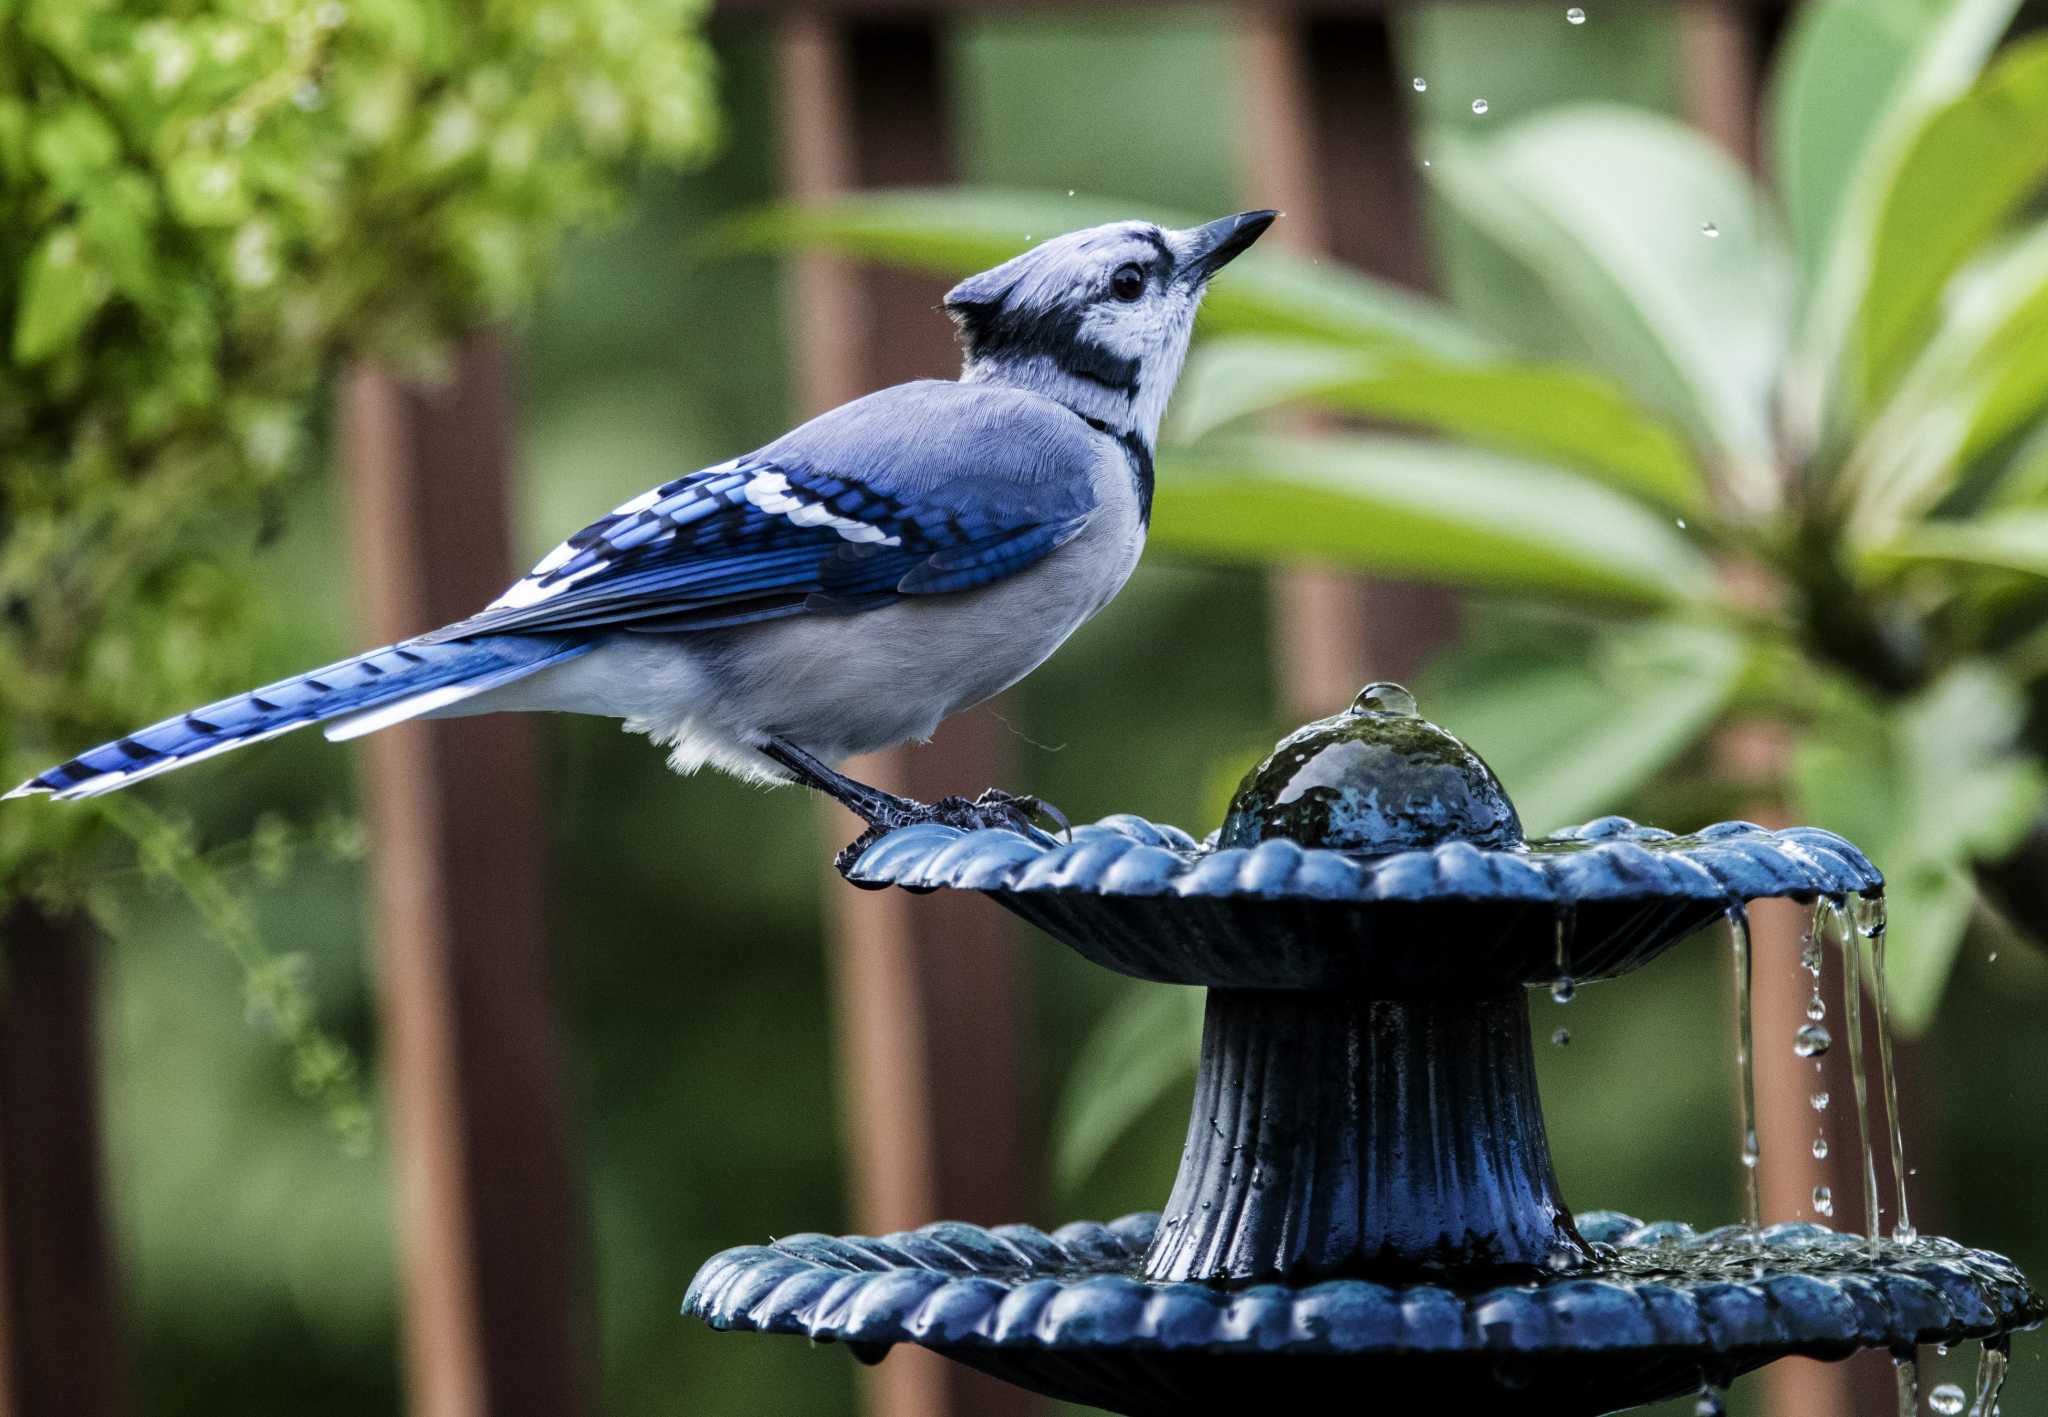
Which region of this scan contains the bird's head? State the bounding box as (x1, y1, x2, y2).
(945, 209, 1277, 448)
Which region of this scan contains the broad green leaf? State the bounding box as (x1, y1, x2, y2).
(1855, 33, 2048, 400)
(1769, 0, 1927, 284)
(1170, 334, 1706, 514)
(1842, 219, 2048, 535)
(1419, 619, 1747, 834)
(1792, 663, 2046, 1029)
(13, 225, 108, 364)
(1871, 508, 2048, 580)
(1429, 109, 1792, 478)
(1154, 433, 1715, 608)
(718, 187, 1494, 359)
(1793, 0, 2022, 437)
(1052, 982, 1204, 1191)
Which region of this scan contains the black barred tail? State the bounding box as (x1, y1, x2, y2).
(8, 635, 589, 802)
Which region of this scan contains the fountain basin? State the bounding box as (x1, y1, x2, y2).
(846, 814, 1880, 993)
(685, 1211, 2040, 1417)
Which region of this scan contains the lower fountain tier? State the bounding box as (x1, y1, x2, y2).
(1146, 988, 1586, 1282)
(683, 1213, 2044, 1417)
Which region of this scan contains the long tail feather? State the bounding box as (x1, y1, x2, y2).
(7, 635, 590, 801)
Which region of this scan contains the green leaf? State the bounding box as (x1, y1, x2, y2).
(718, 187, 1494, 359)
(1841, 219, 2048, 535)
(1154, 433, 1716, 608)
(1419, 620, 1748, 834)
(13, 225, 108, 364)
(1170, 334, 1706, 514)
(1871, 508, 2048, 580)
(1429, 108, 1793, 474)
(1769, 0, 1929, 285)
(1792, 663, 2047, 1029)
(1052, 983, 1204, 1192)
(1855, 33, 2048, 400)
(1792, 0, 2022, 438)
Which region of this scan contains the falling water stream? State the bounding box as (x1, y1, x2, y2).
(1970, 1339, 2009, 1416)
(1858, 893, 1916, 1240)
(1895, 1350, 1920, 1416)
(1726, 907, 1761, 1228)
(1826, 896, 1885, 1244)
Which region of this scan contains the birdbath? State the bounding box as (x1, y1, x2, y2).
(685, 686, 2042, 1415)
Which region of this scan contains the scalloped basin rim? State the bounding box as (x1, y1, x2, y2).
(846, 814, 1884, 907)
(683, 1211, 2041, 1360)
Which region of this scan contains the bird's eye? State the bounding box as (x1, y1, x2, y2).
(1109, 263, 1146, 301)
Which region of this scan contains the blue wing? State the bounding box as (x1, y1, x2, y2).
(437, 384, 1104, 641)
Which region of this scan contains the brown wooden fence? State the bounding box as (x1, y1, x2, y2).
(0, 5, 1892, 1417)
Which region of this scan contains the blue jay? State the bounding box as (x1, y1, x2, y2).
(10, 211, 1276, 847)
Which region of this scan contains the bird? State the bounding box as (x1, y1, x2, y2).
(8, 210, 1278, 849)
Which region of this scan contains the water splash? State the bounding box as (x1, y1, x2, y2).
(1827, 896, 1883, 1245)
(1894, 1350, 1920, 1416)
(1858, 892, 1914, 1241)
(1969, 1338, 2009, 1417)
(1931, 1381, 1967, 1413)
(1728, 907, 1761, 1228)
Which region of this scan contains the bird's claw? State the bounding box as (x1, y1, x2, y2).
(832, 787, 1072, 877)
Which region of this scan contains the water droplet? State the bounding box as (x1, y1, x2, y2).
(1675, 517, 1688, 529)
(1812, 1090, 1830, 1111)
(1937, 1344, 1950, 1357)
(1065, 189, 1075, 198)
(1794, 1022, 1832, 1057)
(1895, 1222, 1918, 1243)
(1471, 98, 1490, 115)
(1701, 221, 1720, 238)
(1551, 1026, 1571, 1047)
(1813, 1185, 1834, 1216)
(1931, 1383, 1967, 1414)
(1413, 76, 1428, 92)
(1567, 6, 1587, 22)
(1989, 950, 2000, 962)
(1693, 1391, 1724, 1417)
(1813, 1136, 1829, 1159)
(1807, 995, 1827, 1021)
(1741, 1130, 1759, 1168)
(1351, 681, 1417, 716)
(1551, 977, 1576, 1004)
(1421, 158, 1433, 168)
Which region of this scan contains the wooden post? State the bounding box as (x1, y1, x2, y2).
(773, 17, 1039, 1417)
(341, 336, 587, 1417)
(1237, 8, 1458, 719)
(0, 904, 126, 1417)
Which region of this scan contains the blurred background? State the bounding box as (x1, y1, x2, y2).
(8, 1, 2048, 1415)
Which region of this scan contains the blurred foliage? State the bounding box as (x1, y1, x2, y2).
(1, 0, 714, 1127)
(741, 0, 2048, 1042)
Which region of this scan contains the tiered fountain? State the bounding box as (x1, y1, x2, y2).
(685, 686, 2041, 1414)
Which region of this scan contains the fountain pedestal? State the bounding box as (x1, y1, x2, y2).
(684, 688, 2042, 1415)
(1149, 990, 1584, 1282)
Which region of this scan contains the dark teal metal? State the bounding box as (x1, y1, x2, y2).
(683, 688, 2039, 1415)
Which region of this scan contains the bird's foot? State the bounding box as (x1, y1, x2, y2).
(832, 788, 1071, 875)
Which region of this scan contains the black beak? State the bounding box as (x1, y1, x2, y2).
(1183, 209, 1278, 281)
